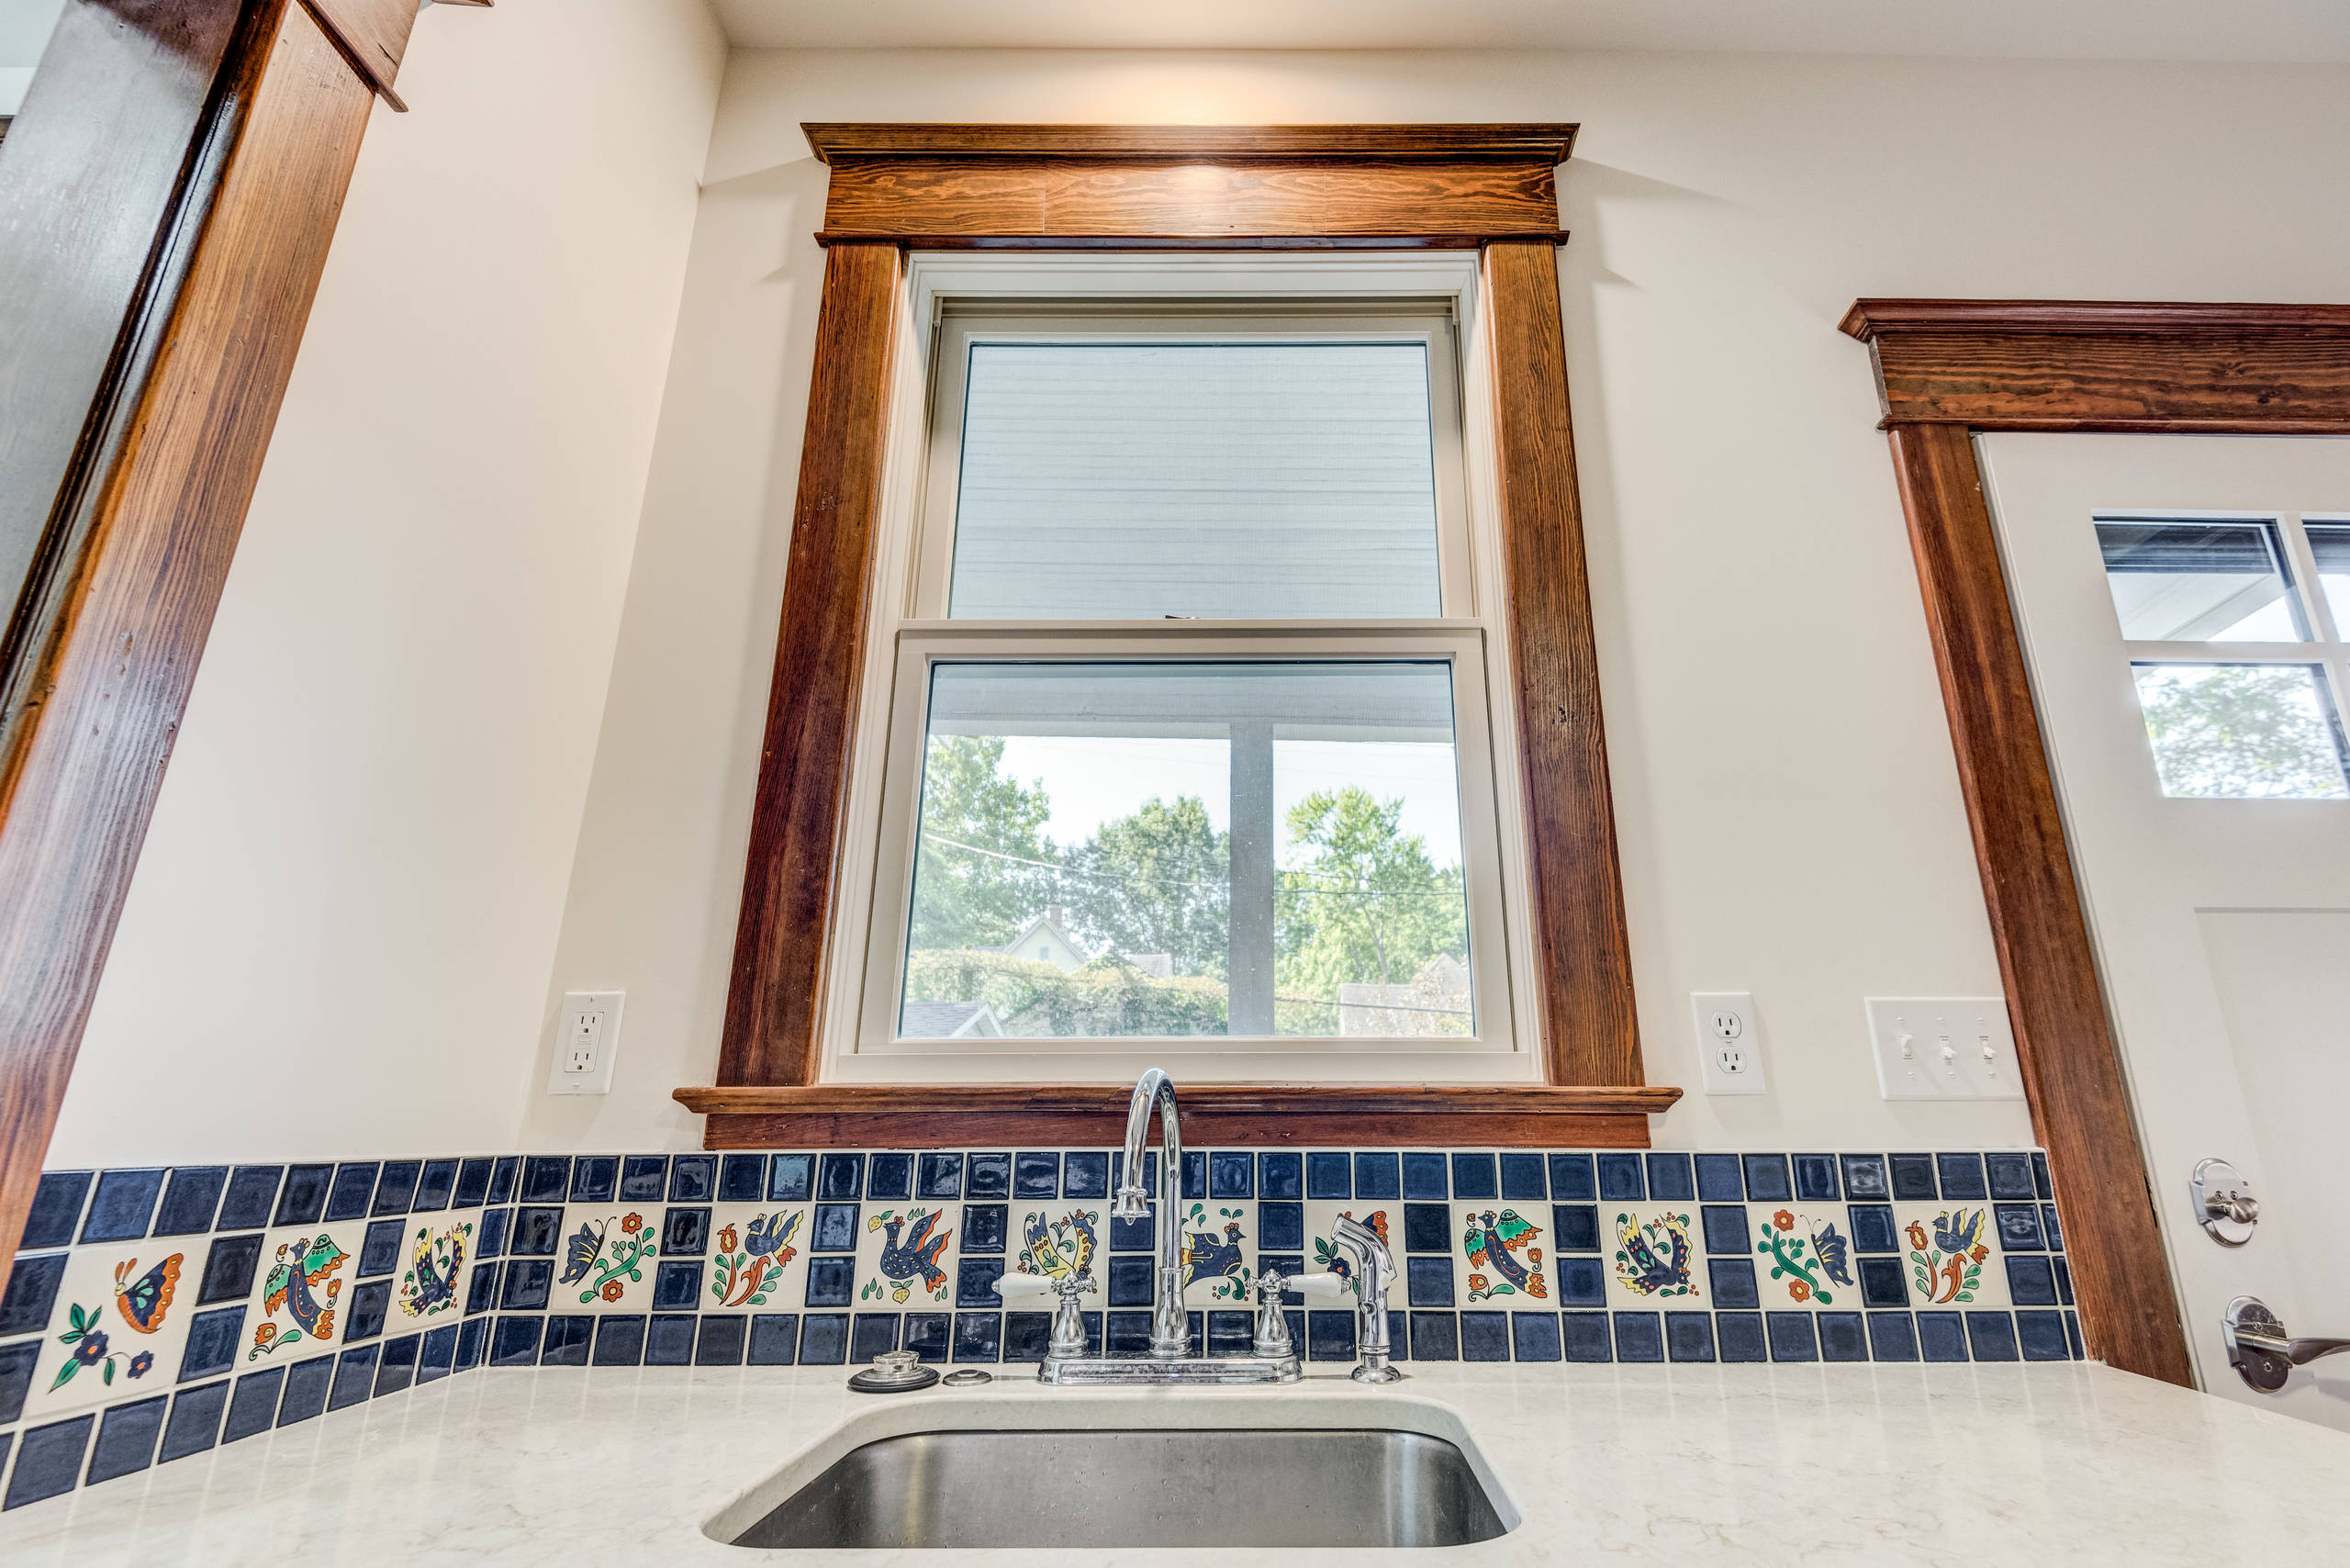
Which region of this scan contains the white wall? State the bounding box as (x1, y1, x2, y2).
(524, 45, 2350, 1155)
(44, 0, 727, 1165)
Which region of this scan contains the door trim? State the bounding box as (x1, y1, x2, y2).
(1840, 298, 2350, 1387)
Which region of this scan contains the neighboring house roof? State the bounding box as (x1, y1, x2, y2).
(997, 904, 1091, 971)
(898, 1000, 1004, 1038)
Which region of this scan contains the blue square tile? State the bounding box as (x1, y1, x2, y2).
(329, 1344, 380, 1408)
(418, 1324, 458, 1381)
(1105, 1311, 1152, 1355)
(1306, 1152, 1351, 1200)
(0, 1340, 38, 1424)
(1549, 1154, 1597, 1201)
(1410, 1311, 1460, 1361)
(1261, 1256, 1304, 1303)
(1665, 1311, 1716, 1361)
(961, 1204, 1007, 1254)
(1694, 1153, 1743, 1201)
(344, 1280, 392, 1340)
(1512, 1312, 1561, 1361)
(274, 1164, 333, 1226)
(1596, 1153, 1645, 1202)
(1818, 1311, 1868, 1361)
(1561, 1312, 1613, 1362)
(85, 1394, 167, 1484)
(1766, 1312, 1818, 1362)
(1917, 1312, 1968, 1361)
(851, 1314, 901, 1362)
(498, 1261, 549, 1312)
(2004, 1256, 2058, 1307)
(1209, 1151, 1253, 1199)
(1308, 1309, 1359, 1362)
(1889, 1154, 1938, 1201)
(2042, 1204, 2065, 1251)
(2054, 1257, 2074, 1305)
(1353, 1153, 1401, 1201)
(646, 1315, 699, 1366)
(178, 1305, 246, 1382)
(5, 1416, 92, 1507)
(1108, 1212, 1153, 1253)
(1707, 1257, 1759, 1307)
(451, 1159, 495, 1209)
(1937, 1154, 1988, 1201)
(618, 1157, 668, 1203)
(697, 1316, 746, 1365)
(1611, 1312, 1663, 1362)
(1740, 1155, 1792, 1203)
(532, 1317, 588, 1367)
(867, 1153, 914, 1201)
(1000, 1312, 1051, 1363)
(2017, 1310, 2070, 1361)
(0, 1252, 67, 1338)
(665, 1156, 715, 1202)
(903, 1312, 950, 1363)
(476, 1207, 512, 1259)
(921, 1153, 968, 1200)
(1459, 1310, 1509, 1361)
(218, 1168, 285, 1232)
(1401, 1153, 1449, 1200)
(593, 1316, 647, 1366)
(806, 1257, 856, 1308)
(1986, 1152, 2037, 1200)
(1840, 1156, 1889, 1199)
(520, 1157, 570, 1204)
(1859, 1256, 1909, 1308)
(744, 1313, 799, 1366)
(511, 1205, 562, 1256)
(371, 1160, 422, 1215)
(465, 1262, 499, 1316)
(719, 1156, 768, 1204)
(22, 1171, 92, 1249)
(1868, 1312, 1919, 1361)
(1498, 1154, 1548, 1201)
(1701, 1204, 1750, 1256)
(767, 1153, 814, 1204)
(1644, 1154, 1695, 1203)
(154, 1167, 229, 1236)
(2033, 1152, 2054, 1199)
(1450, 1153, 1497, 1200)
(1407, 1256, 1456, 1306)
(1108, 1256, 1155, 1307)
(1556, 1257, 1606, 1307)
(486, 1157, 520, 1206)
(652, 1260, 703, 1310)
(1716, 1312, 1768, 1362)
(484, 1318, 541, 1368)
(274, 1356, 334, 1425)
(817, 1153, 865, 1201)
(1014, 1152, 1059, 1199)
(1966, 1311, 2019, 1361)
(965, 1154, 1010, 1199)
(1850, 1204, 1899, 1253)
(375, 1334, 422, 1393)
(953, 1312, 1002, 1363)
(222, 1369, 284, 1442)
(1551, 1204, 1600, 1252)
(1180, 1152, 1206, 1202)
(811, 1204, 858, 1252)
(1793, 1155, 1840, 1202)
(1259, 1202, 1305, 1252)
(1051, 1151, 1109, 1203)
(1109, 1151, 1158, 1197)
(83, 1168, 166, 1241)
(454, 1316, 487, 1372)
(956, 1258, 1003, 1306)
(1402, 1203, 1449, 1254)
(413, 1159, 459, 1212)
(1995, 1204, 2045, 1250)
(359, 1218, 405, 1278)
(160, 1381, 231, 1463)
(1258, 1152, 1303, 1201)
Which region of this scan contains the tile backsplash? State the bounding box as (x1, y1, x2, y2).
(0, 1146, 2077, 1511)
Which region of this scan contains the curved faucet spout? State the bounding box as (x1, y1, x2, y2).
(1114, 1069, 1188, 1356)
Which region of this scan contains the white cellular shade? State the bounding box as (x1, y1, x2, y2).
(949, 342, 1442, 620)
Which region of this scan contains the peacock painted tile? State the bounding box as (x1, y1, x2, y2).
(856, 1204, 958, 1307)
(1606, 1207, 1701, 1302)
(550, 1205, 660, 1312)
(707, 1204, 810, 1312)
(21, 1240, 201, 1420)
(1748, 1204, 1855, 1307)
(1895, 1206, 2009, 1306)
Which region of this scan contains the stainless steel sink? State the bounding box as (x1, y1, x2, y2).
(728, 1427, 1511, 1550)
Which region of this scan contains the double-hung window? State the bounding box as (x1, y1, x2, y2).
(824, 260, 1539, 1084)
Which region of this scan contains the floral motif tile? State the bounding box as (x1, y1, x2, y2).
(246, 1226, 362, 1365)
(1604, 1205, 1703, 1305)
(25, 1239, 202, 1419)
(1747, 1204, 1859, 1309)
(1896, 1205, 2009, 1306)
(391, 1213, 477, 1330)
(553, 1204, 661, 1313)
(1298, 1202, 1387, 1300)
(707, 1204, 810, 1313)
(855, 1202, 958, 1307)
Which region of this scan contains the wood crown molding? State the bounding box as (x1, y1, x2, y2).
(803, 123, 1579, 165)
(297, 0, 493, 113)
(1841, 298, 2350, 340)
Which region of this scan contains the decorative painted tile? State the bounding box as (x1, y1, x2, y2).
(1175, 1200, 1254, 1306)
(1748, 1204, 1858, 1308)
(1008, 1205, 1102, 1296)
(391, 1215, 476, 1329)
(1605, 1207, 1701, 1303)
(856, 1203, 957, 1306)
(1895, 1205, 2009, 1306)
(21, 1241, 200, 1419)
(1301, 1203, 1394, 1302)
(1448, 1202, 1550, 1305)
(548, 1204, 662, 1313)
(706, 1204, 809, 1312)
(246, 1227, 358, 1363)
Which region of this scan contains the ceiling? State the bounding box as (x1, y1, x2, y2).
(708, 0, 2350, 63)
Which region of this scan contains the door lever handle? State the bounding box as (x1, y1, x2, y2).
(2222, 1296, 2350, 1391)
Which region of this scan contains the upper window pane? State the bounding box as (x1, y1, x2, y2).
(2095, 519, 2305, 642)
(949, 342, 1442, 620)
(2308, 521, 2350, 632)
(2131, 663, 2350, 800)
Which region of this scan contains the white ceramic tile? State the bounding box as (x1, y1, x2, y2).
(1602, 1204, 1704, 1305)
(543, 1205, 660, 1314)
(1449, 1200, 1554, 1306)
(1748, 1203, 1860, 1309)
(853, 1201, 958, 1307)
(245, 1225, 363, 1365)
(19, 1239, 201, 1421)
(388, 1212, 480, 1331)
(1895, 1204, 2009, 1306)
(706, 1204, 811, 1313)
(1007, 1203, 1104, 1283)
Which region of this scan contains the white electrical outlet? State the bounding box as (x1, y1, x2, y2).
(547, 990, 624, 1096)
(1691, 991, 1766, 1095)
(1864, 997, 2023, 1100)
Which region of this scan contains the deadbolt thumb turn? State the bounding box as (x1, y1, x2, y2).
(2190, 1158, 2257, 1247)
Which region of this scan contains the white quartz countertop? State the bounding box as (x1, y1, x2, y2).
(2, 1361, 2343, 1565)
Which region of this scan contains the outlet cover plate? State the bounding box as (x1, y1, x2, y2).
(547, 990, 624, 1096)
(1864, 996, 2023, 1100)
(1691, 991, 1766, 1095)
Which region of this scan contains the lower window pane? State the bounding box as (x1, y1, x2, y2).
(899, 661, 1473, 1039)
(2131, 663, 2350, 800)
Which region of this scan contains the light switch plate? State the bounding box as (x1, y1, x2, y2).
(1864, 997, 2023, 1100)
(1691, 991, 1767, 1095)
(547, 990, 623, 1096)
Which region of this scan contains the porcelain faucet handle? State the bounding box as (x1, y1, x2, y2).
(996, 1271, 1091, 1301)
(1286, 1271, 1351, 1301)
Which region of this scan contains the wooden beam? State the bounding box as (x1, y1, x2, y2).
(297, 0, 423, 111)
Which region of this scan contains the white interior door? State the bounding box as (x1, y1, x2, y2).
(1979, 432, 2350, 1428)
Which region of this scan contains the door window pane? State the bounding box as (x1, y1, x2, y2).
(900, 661, 1472, 1038)
(2096, 520, 2305, 641)
(2131, 663, 2350, 800)
(2308, 521, 2350, 632)
(950, 343, 1442, 620)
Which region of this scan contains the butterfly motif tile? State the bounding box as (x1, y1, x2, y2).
(707, 1204, 810, 1313)
(392, 1213, 478, 1329)
(553, 1204, 662, 1313)
(1604, 1205, 1703, 1304)
(26, 1241, 199, 1418)
(855, 1202, 958, 1308)
(1894, 1205, 2010, 1307)
(1748, 1204, 1859, 1309)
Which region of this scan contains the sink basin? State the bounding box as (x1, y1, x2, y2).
(728, 1427, 1512, 1550)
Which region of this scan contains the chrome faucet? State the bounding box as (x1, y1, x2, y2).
(1326, 1213, 1404, 1383)
(1112, 1066, 1189, 1357)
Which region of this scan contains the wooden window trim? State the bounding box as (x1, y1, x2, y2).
(1836, 297, 2350, 1387)
(681, 124, 1677, 1148)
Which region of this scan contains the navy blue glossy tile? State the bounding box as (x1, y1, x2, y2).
(540, 1317, 592, 1367)
(1498, 1153, 1548, 1201)
(1458, 1311, 1507, 1362)
(359, 1219, 404, 1278)
(1411, 1311, 1460, 1361)
(1304, 1309, 1355, 1362)
(154, 1167, 229, 1236)
(1850, 1204, 1899, 1253)
(645, 1315, 698, 1366)
(593, 1316, 647, 1367)
(0, 1341, 38, 1424)
(455, 1316, 487, 1372)
(1765, 1311, 1818, 1362)
(222, 1369, 284, 1442)
(328, 1344, 379, 1409)
(1259, 1152, 1303, 1201)
(1818, 1311, 1868, 1361)
(1261, 1256, 1304, 1304)
(1179, 1152, 1206, 1202)
(667, 1155, 717, 1202)
(1966, 1311, 2019, 1361)
(961, 1204, 1007, 1254)
(1205, 1309, 1253, 1358)
(1001, 1312, 1051, 1363)
(696, 1316, 746, 1365)
(2043, 1204, 2065, 1251)
(652, 1261, 703, 1310)
(1306, 1152, 1351, 1200)
(1917, 1312, 1968, 1362)
(487, 1157, 520, 1206)
(498, 1262, 549, 1312)
(274, 1165, 333, 1229)
(1104, 1311, 1152, 1355)
(802, 1316, 853, 1365)
(488, 1317, 543, 1368)
(956, 1258, 1003, 1306)
(1014, 1152, 1059, 1199)
(567, 1157, 618, 1204)
(1937, 1153, 1988, 1201)
(1401, 1152, 1449, 1200)
(1550, 1204, 1599, 1252)
(2054, 1257, 2074, 1305)
(1840, 1155, 1889, 1199)
(851, 1313, 901, 1362)
(747, 1313, 800, 1365)
(662, 1206, 711, 1257)
(811, 1204, 857, 1253)
(1107, 1256, 1154, 1307)
(1867, 1311, 1919, 1361)
(1986, 1152, 2037, 1200)
(1716, 1312, 1768, 1362)
(1643, 1153, 1695, 1203)
(2017, 1310, 2070, 1361)
(1888, 1154, 1937, 1201)
(511, 1205, 562, 1256)
(453, 1159, 498, 1209)
(22, 1171, 91, 1249)
(520, 1157, 571, 1204)
(82, 1168, 166, 1242)
(1561, 1312, 1612, 1362)
(1209, 1151, 1253, 1199)
(867, 1153, 914, 1201)
(1694, 1153, 1743, 1202)
(413, 1159, 459, 1212)
(618, 1157, 668, 1203)
(1512, 1312, 1561, 1362)
(768, 1153, 814, 1204)
(178, 1305, 246, 1382)
(1707, 1257, 1759, 1308)
(1611, 1312, 1663, 1363)
(375, 1333, 422, 1393)
(903, 1312, 950, 1363)
(1858, 1256, 1909, 1308)
(1792, 1155, 1840, 1202)
(5, 1416, 92, 1508)
(476, 1206, 512, 1259)
(372, 1160, 422, 1215)
(1406, 1256, 1455, 1306)
(1549, 1154, 1597, 1201)
(805, 1258, 855, 1308)
(1450, 1153, 1497, 1200)
(160, 1381, 231, 1463)
(323, 1163, 379, 1223)
(1259, 1202, 1304, 1252)
(465, 1263, 499, 1316)
(1402, 1203, 1449, 1254)
(1107, 1151, 1158, 1198)
(0, 1252, 67, 1337)
(1995, 1204, 2045, 1250)
(1666, 1311, 1716, 1362)
(2032, 1151, 2053, 1199)
(953, 1312, 1001, 1362)
(1555, 1257, 1606, 1307)
(1701, 1204, 1749, 1256)
(1740, 1155, 1792, 1203)
(201, 1168, 276, 1235)
(418, 1324, 457, 1383)
(1354, 1153, 1400, 1201)
(1596, 1153, 1645, 1202)
(819, 1152, 869, 1201)
(965, 1153, 1010, 1198)
(719, 1156, 767, 1204)
(922, 1153, 968, 1200)
(278, 1356, 335, 1425)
